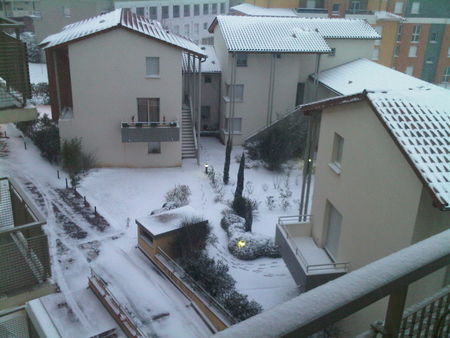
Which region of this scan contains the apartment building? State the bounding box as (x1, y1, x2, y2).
(114, 0, 229, 44)
(0, 0, 38, 18)
(276, 61, 450, 334)
(41, 9, 205, 167)
(209, 15, 379, 144)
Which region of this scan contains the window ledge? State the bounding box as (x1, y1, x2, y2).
(328, 162, 342, 175)
(145, 75, 160, 79)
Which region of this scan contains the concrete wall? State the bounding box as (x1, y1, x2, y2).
(201, 72, 221, 130)
(309, 101, 425, 334)
(214, 23, 374, 144)
(59, 28, 182, 167)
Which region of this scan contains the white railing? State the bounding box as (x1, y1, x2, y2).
(214, 229, 450, 338)
(121, 121, 178, 128)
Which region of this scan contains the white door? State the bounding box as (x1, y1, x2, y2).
(325, 203, 342, 260)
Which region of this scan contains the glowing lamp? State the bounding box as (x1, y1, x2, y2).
(204, 163, 209, 174)
(237, 240, 246, 248)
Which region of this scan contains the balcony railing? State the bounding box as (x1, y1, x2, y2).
(277, 215, 349, 273)
(214, 229, 450, 338)
(296, 8, 328, 13)
(121, 120, 180, 143)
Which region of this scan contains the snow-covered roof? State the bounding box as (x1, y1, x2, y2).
(40, 9, 205, 56)
(136, 206, 204, 237)
(302, 87, 450, 210)
(183, 45, 221, 73)
(374, 11, 405, 21)
(315, 58, 436, 96)
(210, 16, 379, 53)
(230, 3, 298, 17)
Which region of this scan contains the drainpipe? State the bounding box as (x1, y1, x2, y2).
(53, 50, 62, 116)
(197, 56, 202, 165)
(313, 53, 321, 100)
(227, 53, 236, 143)
(187, 54, 191, 99)
(269, 53, 277, 124)
(266, 53, 275, 126)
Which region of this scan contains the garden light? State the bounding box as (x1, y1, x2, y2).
(237, 240, 246, 248)
(204, 163, 209, 174)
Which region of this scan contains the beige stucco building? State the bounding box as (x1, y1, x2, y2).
(276, 85, 450, 334)
(209, 15, 379, 145)
(40, 9, 205, 167)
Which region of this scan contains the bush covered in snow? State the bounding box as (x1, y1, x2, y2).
(221, 212, 280, 260)
(31, 82, 50, 105)
(20, 32, 41, 63)
(61, 138, 96, 188)
(173, 217, 212, 258)
(16, 115, 60, 163)
(218, 290, 262, 322)
(164, 184, 191, 208)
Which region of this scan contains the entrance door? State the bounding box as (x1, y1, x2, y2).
(325, 202, 342, 260)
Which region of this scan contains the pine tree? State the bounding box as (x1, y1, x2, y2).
(223, 138, 232, 184)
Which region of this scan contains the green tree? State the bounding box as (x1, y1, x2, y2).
(223, 138, 232, 184)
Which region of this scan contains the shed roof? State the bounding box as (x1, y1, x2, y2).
(40, 9, 205, 56)
(313, 58, 435, 96)
(301, 89, 450, 210)
(230, 3, 298, 17)
(209, 16, 379, 53)
(183, 45, 221, 73)
(136, 206, 203, 237)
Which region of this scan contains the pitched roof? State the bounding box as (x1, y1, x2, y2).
(302, 89, 450, 210)
(210, 16, 379, 53)
(314, 58, 435, 96)
(40, 9, 205, 56)
(230, 3, 298, 17)
(183, 45, 221, 73)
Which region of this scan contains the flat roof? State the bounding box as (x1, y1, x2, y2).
(136, 205, 203, 237)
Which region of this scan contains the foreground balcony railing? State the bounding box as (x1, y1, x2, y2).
(215, 229, 450, 337)
(295, 8, 328, 13)
(121, 120, 180, 143)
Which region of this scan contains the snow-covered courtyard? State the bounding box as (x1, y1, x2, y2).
(0, 122, 300, 336)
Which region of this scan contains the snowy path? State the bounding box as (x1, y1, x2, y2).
(0, 125, 211, 337)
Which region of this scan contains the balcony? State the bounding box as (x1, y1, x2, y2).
(295, 8, 328, 14)
(275, 215, 348, 292)
(0, 177, 53, 308)
(120, 121, 180, 143)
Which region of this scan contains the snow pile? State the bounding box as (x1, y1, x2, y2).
(221, 213, 280, 260)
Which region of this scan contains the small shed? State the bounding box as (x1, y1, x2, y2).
(136, 206, 205, 259)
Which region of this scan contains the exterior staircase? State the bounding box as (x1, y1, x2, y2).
(181, 105, 197, 159)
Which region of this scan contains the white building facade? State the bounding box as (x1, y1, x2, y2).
(114, 0, 229, 44)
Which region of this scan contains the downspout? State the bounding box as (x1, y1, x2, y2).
(266, 53, 275, 126)
(313, 53, 321, 100)
(269, 53, 277, 124)
(53, 49, 62, 116)
(197, 56, 202, 165)
(227, 52, 236, 143)
(187, 54, 191, 99)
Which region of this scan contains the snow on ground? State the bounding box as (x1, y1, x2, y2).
(28, 63, 48, 84)
(0, 124, 300, 336)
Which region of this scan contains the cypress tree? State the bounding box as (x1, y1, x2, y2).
(223, 137, 232, 184)
(235, 153, 245, 199)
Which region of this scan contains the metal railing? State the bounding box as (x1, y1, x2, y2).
(188, 96, 199, 156)
(278, 214, 349, 273)
(156, 247, 237, 326)
(214, 229, 450, 338)
(121, 121, 179, 128)
(370, 285, 450, 337)
(295, 8, 328, 13)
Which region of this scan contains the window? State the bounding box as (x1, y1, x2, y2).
(149, 6, 157, 19)
(405, 66, 414, 75)
(410, 1, 420, 14)
(448, 47, 450, 57)
(212, 3, 217, 14)
(162, 6, 169, 19)
(330, 133, 344, 173)
(225, 118, 242, 133)
(201, 106, 211, 119)
(408, 45, 417, 57)
(148, 142, 161, 154)
(63, 7, 71, 18)
(425, 57, 433, 64)
(203, 22, 208, 30)
(306, 0, 316, 9)
(202, 37, 214, 45)
(184, 4, 190, 17)
(136, 7, 144, 16)
(194, 23, 199, 35)
(325, 202, 342, 260)
(394, 45, 399, 57)
(220, 3, 226, 14)
(332, 3, 340, 12)
(194, 4, 200, 16)
(226, 84, 244, 102)
(236, 53, 247, 67)
(204, 75, 212, 83)
(349, 1, 360, 13)
(429, 32, 437, 43)
(443, 67, 450, 83)
(184, 24, 190, 36)
(173, 5, 180, 18)
(173, 25, 179, 34)
(394, 1, 403, 14)
(146, 57, 159, 77)
(140, 227, 154, 245)
(411, 25, 421, 42)
(396, 24, 402, 42)
(329, 48, 336, 56)
(372, 47, 379, 60)
(203, 4, 209, 15)
(137, 98, 160, 122)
